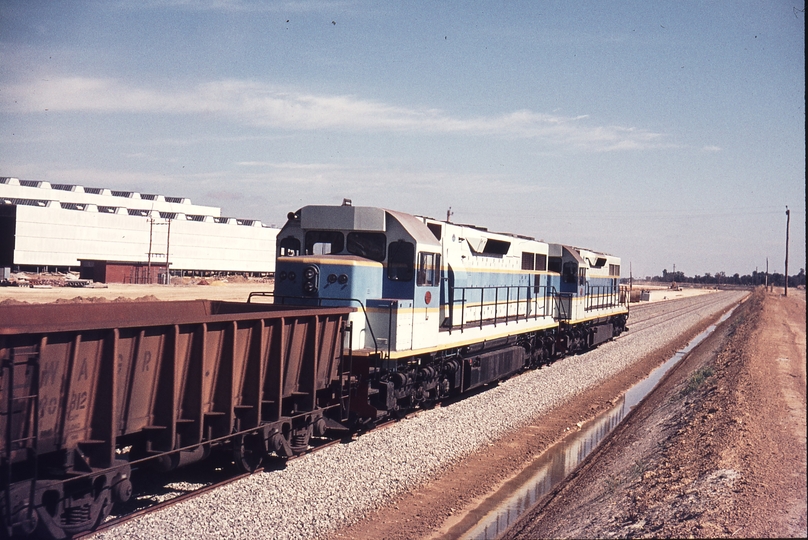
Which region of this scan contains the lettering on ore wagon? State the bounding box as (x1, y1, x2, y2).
(40, 360, 60, 387)
(77, 357, 89, 381)
(39, 397, 58, 419)
(67, 391, 88, 421)
(142, 350, 152, 372)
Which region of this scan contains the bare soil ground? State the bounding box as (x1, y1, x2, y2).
(503, 289, 807, 539)
(0, 280, 273, 305)
(331, 299, 750, 540)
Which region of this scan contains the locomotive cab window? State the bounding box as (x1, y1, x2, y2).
(562, 261, 577, 284)
(279, 236, 301, 256)
(417, 252, 441, 286)
(548, 256, 562, 273)
(427, 222, 442, 240)
(387, 240, 414, 281)
(347, 232, 386, 262)
(305, 231, 344, 255)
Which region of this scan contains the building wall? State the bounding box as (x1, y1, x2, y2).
(1, 177, 278, 274)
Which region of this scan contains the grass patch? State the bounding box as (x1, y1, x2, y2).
(680, 366, 714, 397)
(603, 473, 622, 493)
(631, 458, 650, 478)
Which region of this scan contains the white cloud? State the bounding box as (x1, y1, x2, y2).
(2, 76, 669, 152)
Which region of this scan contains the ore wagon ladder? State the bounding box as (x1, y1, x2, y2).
(1, 345, 40, 538)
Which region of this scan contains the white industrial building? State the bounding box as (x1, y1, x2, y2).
(0, 177, 278, 282)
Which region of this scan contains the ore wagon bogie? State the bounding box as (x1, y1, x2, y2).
(2, 203, 628, 539)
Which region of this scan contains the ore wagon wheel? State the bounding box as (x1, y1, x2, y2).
(233, 433, 265, 473)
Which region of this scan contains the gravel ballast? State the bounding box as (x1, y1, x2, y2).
(91, 291, 747, 540)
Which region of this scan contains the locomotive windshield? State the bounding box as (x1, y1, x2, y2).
(279, 236, 301, 256)
(302, 230, 387, 261)
(347, 232, 386, 261)
(306, 230, 344, 255)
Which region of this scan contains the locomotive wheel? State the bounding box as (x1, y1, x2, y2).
(11, 505, 38, 537)
(233, 434, 265, 473)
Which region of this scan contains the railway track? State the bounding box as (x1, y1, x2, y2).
(79, 468, 253, 539)
(626, 292, 737, 333)
(85, 294, 748, 538)
(35, 292, 748, 539)
(78, 421, 407, 538)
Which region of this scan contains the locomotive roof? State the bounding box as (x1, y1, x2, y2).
(295, 204, 440, 249)
(386, 208, 442, 248)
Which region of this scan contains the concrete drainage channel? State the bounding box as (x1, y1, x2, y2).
(451, 306, 738, 540)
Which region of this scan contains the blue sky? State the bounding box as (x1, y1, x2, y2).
(1, 1, 804, 278)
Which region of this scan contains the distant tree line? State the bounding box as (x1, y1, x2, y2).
(633, 268, 806, 288)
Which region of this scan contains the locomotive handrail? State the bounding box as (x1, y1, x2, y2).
(585, 284, 621, 311)
(248, 291, 379, 355)
(554, 290, 573, 321)
(445, 284, 553, 333)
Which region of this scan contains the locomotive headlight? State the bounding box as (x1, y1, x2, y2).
(278, 271, 287, 281)
(288, 271, 296, 281)
(302, 265, 319, 295)
(327, 273, 337, 284)
(338, 274, 348, 285)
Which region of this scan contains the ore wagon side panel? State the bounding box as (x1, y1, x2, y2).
(232, 319, 264, 433)
(61, 331, 104, 453)
(315, 314, 343, 391)
(34, 336, 71, 455)
(261, 319, 284, 424)
(117, 327, 168, 435)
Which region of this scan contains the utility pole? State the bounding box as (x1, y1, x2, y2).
(165, 218, 172, 286)
(785, 206, 790, 297)
(147, 217, 154, 284)
(766, 258, 769, 290)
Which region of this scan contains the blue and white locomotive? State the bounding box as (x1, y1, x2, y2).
(273, 202, 628, 418)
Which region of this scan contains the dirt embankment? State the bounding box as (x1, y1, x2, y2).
(332, 300, 743, 540)
(504, 289, 807, 538)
